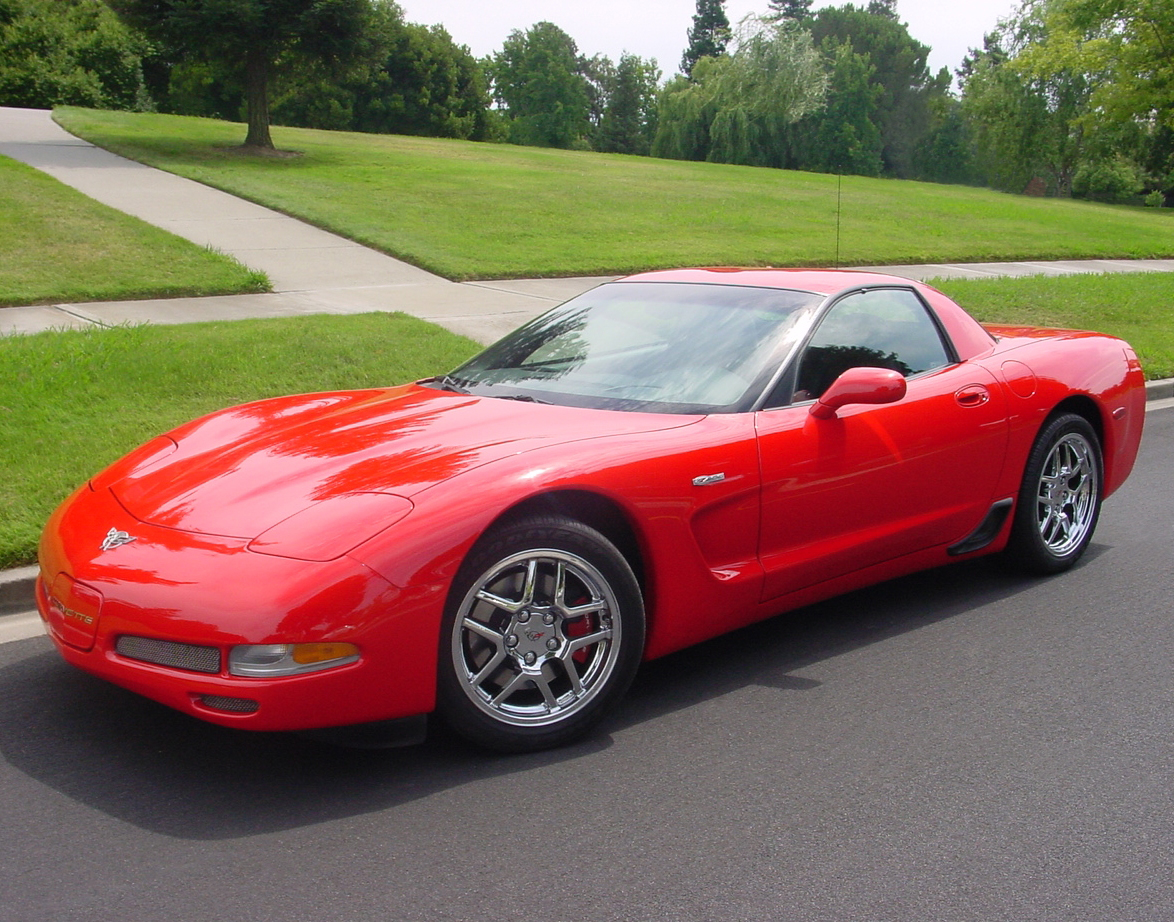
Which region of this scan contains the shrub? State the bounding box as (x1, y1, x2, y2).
(1072, 157, 1142, 204)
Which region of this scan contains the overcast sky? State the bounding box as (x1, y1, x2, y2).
(396, 0, 1019, 83)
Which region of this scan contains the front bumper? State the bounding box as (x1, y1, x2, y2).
(36, 485, 444, 733)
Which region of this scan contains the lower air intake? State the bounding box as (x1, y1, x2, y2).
(200, 695, 260, 714)
(116, 635, 221, 674)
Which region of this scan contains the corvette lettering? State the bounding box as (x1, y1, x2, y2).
(49, 596, 94, 626)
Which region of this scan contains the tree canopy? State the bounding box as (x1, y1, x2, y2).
(0, 0, 149, 110)
(489, 22, 592, 148)
(271, 3, 492, 140)
(958, 0, 1153, 200)
(806, 3, 945, 177)
(108, 0, 373, 148)
(595, 53, 661, 156)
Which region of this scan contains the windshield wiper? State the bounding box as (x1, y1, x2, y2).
(495, 393, 552, 404)
(429, 374, 472, 394)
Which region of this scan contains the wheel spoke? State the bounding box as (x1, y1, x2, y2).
(469, 648, 508, 688)
(561, 598, 608, 620)
(568, 626, 612, 653)
(533, 670, 560, 710)
(491, 670, 532, 706)
(462, 616, 503, 644)
(518, 558, 540, 607)
(560, 654, 584, 697)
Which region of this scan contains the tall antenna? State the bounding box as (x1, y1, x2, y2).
(835, 172, 842, 269)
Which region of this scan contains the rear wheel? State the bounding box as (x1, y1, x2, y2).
(1005, 412, 1102, 574)
(436, 515, 644, 752)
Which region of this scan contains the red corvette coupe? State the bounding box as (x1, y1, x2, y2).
(37, 269, 1146, 751)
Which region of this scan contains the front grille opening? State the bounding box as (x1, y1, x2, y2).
(200, 695, 260, 714)
(116, 635, 221, 674)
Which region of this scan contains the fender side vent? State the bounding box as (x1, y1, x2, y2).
(948, 498, 1014, 557)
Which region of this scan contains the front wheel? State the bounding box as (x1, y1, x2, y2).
(436, 515, 645, 752)
(1005, 412, 1103, 575)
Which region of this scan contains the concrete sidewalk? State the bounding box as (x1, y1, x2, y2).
(0, 106, 603, 343)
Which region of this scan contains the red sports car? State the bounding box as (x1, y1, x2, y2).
(37, 269, 1146, 751)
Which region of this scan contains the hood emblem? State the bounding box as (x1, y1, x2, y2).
(100, 528, 138, 552)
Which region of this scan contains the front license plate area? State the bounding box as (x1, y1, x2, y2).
(45, 573, 103, 651)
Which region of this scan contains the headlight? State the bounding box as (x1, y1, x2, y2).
(229, 642, 360, 677)
(247, 492, 413, 561)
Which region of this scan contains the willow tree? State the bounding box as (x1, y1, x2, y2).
(655, 16, 827, 167)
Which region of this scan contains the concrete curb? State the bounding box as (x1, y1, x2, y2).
(3, 378, 1171, 623)
(0, 565, 38, 617)
(1145, 377, 1174, 401)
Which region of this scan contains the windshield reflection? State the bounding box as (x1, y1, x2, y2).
(440, 281, 820, 413)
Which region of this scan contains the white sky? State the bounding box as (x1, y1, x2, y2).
(396, 0, 1020, 82)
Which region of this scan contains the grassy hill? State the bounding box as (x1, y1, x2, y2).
(54, 108, 1174, 280)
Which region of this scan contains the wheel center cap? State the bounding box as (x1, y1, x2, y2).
(507, 609, 562, 664)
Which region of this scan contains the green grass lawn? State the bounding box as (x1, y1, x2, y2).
(0, 154, 268, 307)
(936, 272, 1174, 380)
(0, 313, 480, 569)
(54, 107, 1174, 281)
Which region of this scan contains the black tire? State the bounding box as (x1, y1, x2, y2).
(436, 515, 645, 753)
(1004, 412, 1103, 575)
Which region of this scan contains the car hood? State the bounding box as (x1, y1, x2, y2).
(105, 384, 698, 539)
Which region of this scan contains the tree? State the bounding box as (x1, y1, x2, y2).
(766, 0, 813, 22)
(271, 4, 492, 140)
(655, 15, 827, 166)
(595, 53, 661, 155)
(489, 22, 591, 148)
(807, 3, 943, 177)
(911, 96, 978, 185)
(681, 0, 730, 77)
(0, 0, 150, 110)
(107, 0, 373, 149)
(960, 2, 1098, 195)
(805, 41, 884, 175)
(867, 0, 899, 20)
(1046, 0, 1174, 198)
(1051, 0, 1174, 130)
(580, 53, 616, 136)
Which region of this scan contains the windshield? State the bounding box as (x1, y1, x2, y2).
(435, 281, 820, 413)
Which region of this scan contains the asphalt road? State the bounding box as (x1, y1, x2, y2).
(2, 408, 1171, 922)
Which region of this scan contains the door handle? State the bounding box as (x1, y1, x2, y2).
(955, 385, 990, 408)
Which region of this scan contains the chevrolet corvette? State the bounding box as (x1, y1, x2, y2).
(37, 269, 1146, 751)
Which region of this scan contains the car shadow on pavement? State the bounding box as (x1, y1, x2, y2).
(0, 554, 1076, 840)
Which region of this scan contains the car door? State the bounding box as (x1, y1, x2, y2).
(755, 287, 1009, 602)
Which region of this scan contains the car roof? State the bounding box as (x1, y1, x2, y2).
(618, 267, 919, 296)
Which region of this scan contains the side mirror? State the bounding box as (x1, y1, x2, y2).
(809, 367, 907, 419)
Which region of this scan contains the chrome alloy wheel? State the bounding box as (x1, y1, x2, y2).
(1033, 431, 1099, 557)
(451, 549, 622, 727)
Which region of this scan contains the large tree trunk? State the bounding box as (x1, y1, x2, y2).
(243, 48, 273, 149)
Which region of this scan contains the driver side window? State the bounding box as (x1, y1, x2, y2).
(792, 289, 951, 402)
